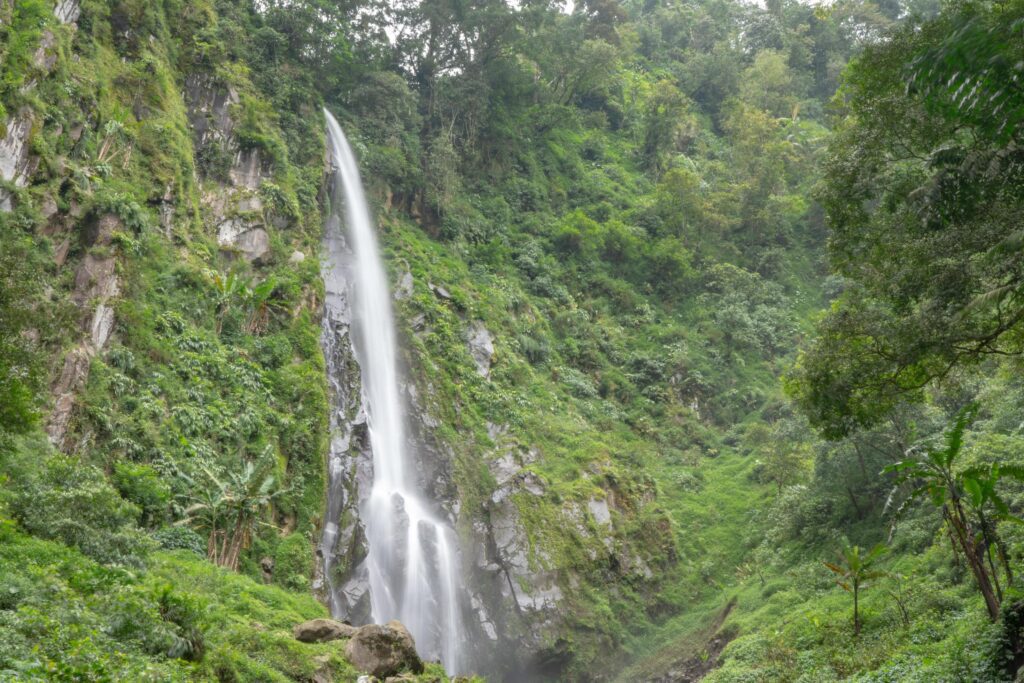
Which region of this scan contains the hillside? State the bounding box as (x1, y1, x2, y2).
(2, 0, 1024, 681)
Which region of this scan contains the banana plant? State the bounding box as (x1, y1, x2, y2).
(177, 447, 286, 571)
(960, 462, 1024, 602)
(884, 403, 1024, 621)
(208, 270, 246, 335)
(824, 543, 887, 636)
(97, 119, 126, 163)
(242, 276, 284, 334)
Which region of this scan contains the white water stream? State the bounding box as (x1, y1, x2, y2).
(321, 110, 468, 674)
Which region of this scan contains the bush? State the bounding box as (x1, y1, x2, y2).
(560, 367, 599, 398)
(272, 533, 313, 590)
(153, 526, 207, 556)
(1, 436, 154, 567)
(113, 462, 172, 527)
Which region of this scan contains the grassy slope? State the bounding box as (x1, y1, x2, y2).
(0, 523, 464, 682)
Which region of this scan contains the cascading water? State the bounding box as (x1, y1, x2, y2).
(320, 110, 469, 674)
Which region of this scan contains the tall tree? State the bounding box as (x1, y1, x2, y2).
(789, 3, 1024, 437)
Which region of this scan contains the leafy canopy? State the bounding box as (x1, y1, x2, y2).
(788, 2, 1024, 438)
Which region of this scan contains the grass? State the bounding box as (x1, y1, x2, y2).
(0, 525, 461, 682)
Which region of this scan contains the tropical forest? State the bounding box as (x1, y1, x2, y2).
(1, 0, 1024, 681)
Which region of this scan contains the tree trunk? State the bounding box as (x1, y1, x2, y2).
(846, 486, 864, 519)
(947, 505, 1001, 621)
(853, 580, 860, 636)
(226, 512, 247, 571)
(207, 527, 218, 563)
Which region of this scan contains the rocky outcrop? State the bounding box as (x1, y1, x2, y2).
(230, 148, 266, 190)
(394, 268, 413, 301)
(588, 497, 612, 526)
(32, 29, 58, 72)
(54, 0, 80, 24)
(485, 468, 562, 613)
(344, 621, 424, 679)
(47, 214, 124, 448)
(72, 254, 119, 303)
(184, 74, 239, 150)
(0, 109, 36, 212)
(467, 321, 495, 378)
(293, 618, 358, 643)
(217, 219, 270, 263)
(48, 349, 91, 447)
(184, 74, 279, 262)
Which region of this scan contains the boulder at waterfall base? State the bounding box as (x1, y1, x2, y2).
(294, 618, 359, 643)
(345, 621, 424, 678)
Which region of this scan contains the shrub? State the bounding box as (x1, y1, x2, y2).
(113, 462, 172, 528)
(153, 526, 207, 556)
(1, 436, 153, 567)
(273, 533, 312, 591)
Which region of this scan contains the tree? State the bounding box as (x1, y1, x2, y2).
(959, 462, 1019, 603)
(754, 417, 813, 493)
(208, 272, 283, 336)
(242, 276, 284, 335)
(884, 404, 1024, 621)
(178, 448, 286, 571)
(0, 217, 57, 435)
(257, 0, 361, 79)
(824, 543, 887, 636)
(791, 3, 1024, 437)
(208, 270, 245, 335)
(739, 50, 797, 118)
(640, 80, 693, 176)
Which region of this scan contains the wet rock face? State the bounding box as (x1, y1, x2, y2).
(344, 621, 424, 679)
(316, 222, 375, 625)
(447, 435, 569, 673)
(293, 618, 358, 643)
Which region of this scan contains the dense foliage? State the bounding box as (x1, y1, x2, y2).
(2, 0, 1024, 680)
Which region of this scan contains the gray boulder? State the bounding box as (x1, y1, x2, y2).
(344, 621, 423, 679)
(293, 618, 358, 643)
(218, 220, 270, 263)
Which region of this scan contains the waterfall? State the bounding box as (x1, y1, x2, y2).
(320, 110, 469, 675)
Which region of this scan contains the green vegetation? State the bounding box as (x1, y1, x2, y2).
(2, 0, 1024, 680)
(823, 543, 887, 637)
(0, 524, 357, 681)
(0, 0, 442, 679)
